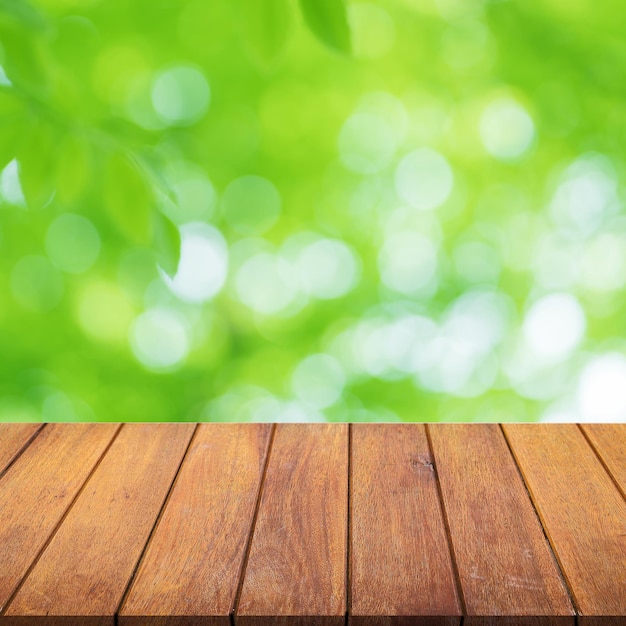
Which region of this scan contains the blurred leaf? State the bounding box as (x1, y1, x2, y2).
(0, 122, 25, 172)
(0, 88, 24, 117)
(0, 89, 27, 170)
(240, 0, 293, 68)
(0, 24, 48, 92)
(103, 152, 153, 245)
(153, 211, 181, 277)
(17, 120, 58, 209)
(0, 0, 46, 30)
(55, 133, 92, 205)
(299, 0, 351, 54)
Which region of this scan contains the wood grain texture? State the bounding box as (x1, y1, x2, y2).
(236, 424, 348, 626)
(0, 424, 41, 475)
(119, 424, 273, 625)
(580, 424, 626, 499)
(4, 423, 195, 619)
(503, 424, 626, 623)
(350, 424, 461, 626)
(429, 424, 575, 625)
(0, 423, 119, 613)
(0, 618, 109, 626)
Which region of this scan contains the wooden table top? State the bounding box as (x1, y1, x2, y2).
(0, 423, 624, 625)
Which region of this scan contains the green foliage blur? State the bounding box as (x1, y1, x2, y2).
(1, 0, 626, 423)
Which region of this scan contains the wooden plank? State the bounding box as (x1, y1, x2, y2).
(0, 424, 41, 475)
(236, 424, 348, 626)
(4, 423, 195, 621)
(503, 424, 626, 625)
(350, 423, 461, 626)
(429, 424, 575, 625)
(119, 423, 273, 626)
(580, 424, 626, 499)
(0, 423, 119, 613)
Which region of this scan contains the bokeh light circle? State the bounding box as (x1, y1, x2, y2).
(480, 98, 535, 160)
(577, 353, 626, 422)
(11, 256, 64, 312)
(339, 112, 397, 174)
(522, 293, 586, 361)
(45, 213, 101, 274)
(378, 231, 438, 295)
(221, 175, 281, 235)
(130, 308, 190, 370)
(151, 65, 210, 126)
(292, 354, 346, 409)
(162, 222, 228, 303)
(297, 238, 360, 299)
(395, 149, 454, 210)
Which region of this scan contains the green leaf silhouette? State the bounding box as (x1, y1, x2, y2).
(103, 152, 153, 245)
(55, 133, 92, 205)
(153, 211, 181, 278)
(240, 0, 294, 68)
(0, 90, 27, 171)
(0, 23, 48, 92)
(17, 120, 58, 209)
(299, 0, 351, 53)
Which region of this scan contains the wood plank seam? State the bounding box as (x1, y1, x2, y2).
(0, 422, 124, 617)
(346, 423, 352, 626)
(0, 423, 46, 482)
(424, 424, 468, 617)
(115, 423, 201, 624)
(499, 425, 582, 617)
(1, 424, 622, 622)
(230, 424, 277, 626)
(577, 425, 626, 503)
(236, 424, 348, 623)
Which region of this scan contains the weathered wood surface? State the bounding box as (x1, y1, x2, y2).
(0, 424, 42, 476)
(580, 424, 626, 498)
(503, 424, 626, 624)
(350, 424, 461, 626)
(0, 423, 624, 625)
(4, 423, 194, 620)
(236, 424, 349, 626)
(429, 424, 575, 626)
(0, 423, 119, 613)
(119, 423, 272, 625)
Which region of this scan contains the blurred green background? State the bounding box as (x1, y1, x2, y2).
(1, 0, 626, 423)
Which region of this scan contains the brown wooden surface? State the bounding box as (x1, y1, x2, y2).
(428, 424, 575, 624)
(503, 424, 626, 623)
(0, 424, 41, 475)
(580, 424, 626, 498)
(0, 423, 119, 613)
(236, 424, 348, 625)
(350, 423, 461, 626)
(4, 423, 194, 618)
(119, 424, 272, 625)
(0, 422, 624, 624)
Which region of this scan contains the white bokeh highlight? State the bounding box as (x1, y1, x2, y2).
(162, 222, 228, 303)
(522, 293, 586, 362)
(130, 308, 190, 370)
(480, 98, 535, 160)
(395, 148, 454, 210)
(577, 353, 626, 422)
(292, 354, 346, 409)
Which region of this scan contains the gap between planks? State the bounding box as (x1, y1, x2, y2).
(425, 423, 468, 617)
(1, 423, 624, 624)
(577, 424, 626, 502)
(498, 424, 580, 617)
(114, 423, 201, 624)
(0, 424, 46, 482)
(0, 424, 124, 617)
(230, 424, 278, 626)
